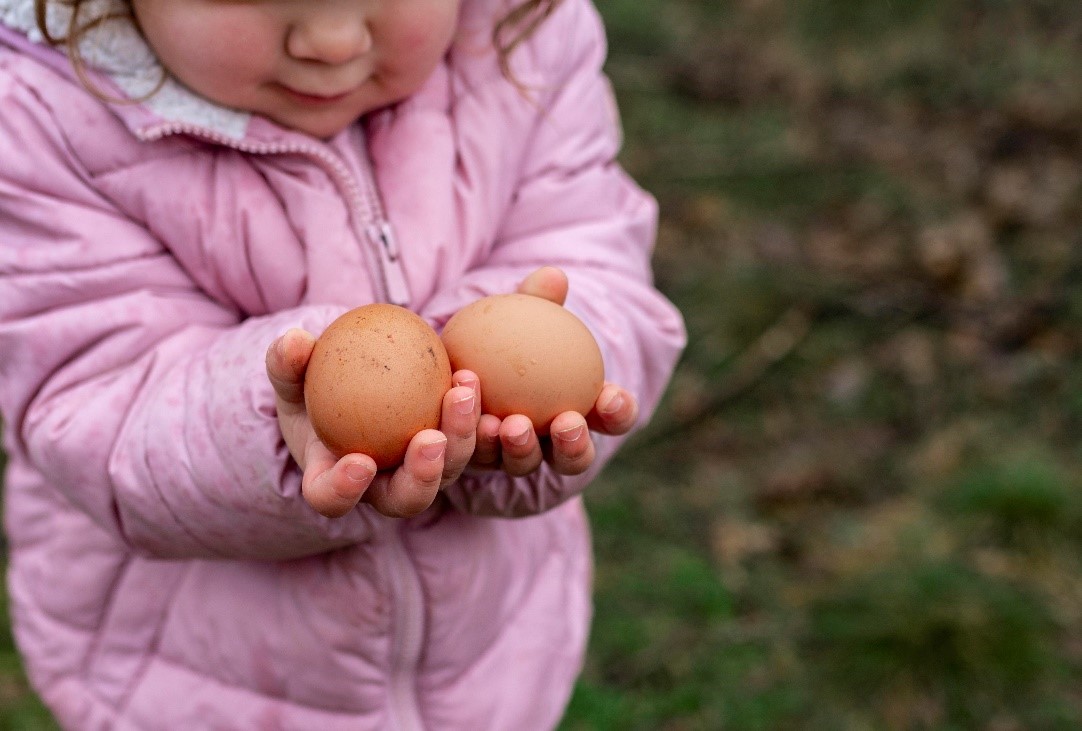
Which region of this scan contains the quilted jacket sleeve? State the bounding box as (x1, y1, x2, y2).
(421, 0, 687, 517)
(0, 65, 374, 560)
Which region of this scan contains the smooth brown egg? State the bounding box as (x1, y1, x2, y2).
(440, 294, 604, 434)
(304, 304, 452, 470)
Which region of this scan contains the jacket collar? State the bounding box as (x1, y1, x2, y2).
(0, 0, 252, 140)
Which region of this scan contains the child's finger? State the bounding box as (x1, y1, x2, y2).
(498, 414, 543, 476)
(265, 328, 316, 404)
(548, 412, 595, 476)
(470, 414, 503, 468)
(363, 430, 446, 517)
(439, 381, 479, 484)
(515, 266, 568, 305)
(586, 383, 639, 436)
(301, 443, 376, 518)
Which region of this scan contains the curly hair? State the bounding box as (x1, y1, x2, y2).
(34, 0, 564, 100)
(35, 0, 150, 100)
(492, 0, 562, 81)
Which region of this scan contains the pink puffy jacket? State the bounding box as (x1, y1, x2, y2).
(0, 0, 686, 727)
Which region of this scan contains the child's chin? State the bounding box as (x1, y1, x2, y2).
(260, 104, 361, 138)
(279, 114, 356, 139)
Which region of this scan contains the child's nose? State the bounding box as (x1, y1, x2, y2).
(286, 9, 372, 65)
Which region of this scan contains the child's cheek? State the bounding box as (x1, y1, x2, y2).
(146, 8, 270, 95)
(393, 6, 459, 56)
(200, 13, 273, 69)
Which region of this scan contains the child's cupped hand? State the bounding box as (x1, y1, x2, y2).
(266, 329, 481, 519)
(467, 267, 639, 478)
(265, 268, 638, 519)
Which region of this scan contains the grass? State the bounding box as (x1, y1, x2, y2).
(4, 0, 1082, 729)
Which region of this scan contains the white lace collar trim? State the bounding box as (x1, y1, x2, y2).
(0, 0, 250, 138)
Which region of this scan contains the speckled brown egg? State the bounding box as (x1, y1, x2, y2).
(304, 304, 451, 470)
(440, 294, 604, 434)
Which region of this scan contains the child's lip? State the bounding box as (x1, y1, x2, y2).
(277, 83, 354, 104)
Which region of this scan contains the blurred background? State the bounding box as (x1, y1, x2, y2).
(562, 0, 1082, 728)
(3, 0, 1082, 729)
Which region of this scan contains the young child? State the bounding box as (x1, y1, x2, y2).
(0, 0, 686, 727)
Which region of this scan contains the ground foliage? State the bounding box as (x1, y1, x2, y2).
(563, 0, 1082, 729)
(2, 0, 1082, 729)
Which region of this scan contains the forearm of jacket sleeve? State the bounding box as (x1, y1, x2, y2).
(0, 82, 371, 559)
(422, 0, 687, 517)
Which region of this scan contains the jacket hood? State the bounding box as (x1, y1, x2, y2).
(0, 0, 251, 138)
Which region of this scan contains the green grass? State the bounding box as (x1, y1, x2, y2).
(938, 452, 1081, 543)
(804, 559, 1061, 724)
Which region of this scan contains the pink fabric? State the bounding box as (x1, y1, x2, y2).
(0, 0, 686, 727)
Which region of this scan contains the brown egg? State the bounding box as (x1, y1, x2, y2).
(304, 304, 451, 470)
(440, 294, 604, 434)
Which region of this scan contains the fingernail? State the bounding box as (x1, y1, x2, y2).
(507, 427, 530, 446)
(553, 424, 585, 444)
(453, 393, 475, 415)
(346, 463, 373, 482)
(600, 392, 624, 416)
(421, 439, 447, 461)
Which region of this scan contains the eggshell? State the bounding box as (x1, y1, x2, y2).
(440, 294, 604, 434)
(304, 304, 452, 470)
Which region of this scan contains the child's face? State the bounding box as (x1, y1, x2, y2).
(131, 0, 462, 138)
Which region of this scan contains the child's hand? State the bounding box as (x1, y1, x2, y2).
(468, 267, 639, 477)
(266, 329, 480, 519)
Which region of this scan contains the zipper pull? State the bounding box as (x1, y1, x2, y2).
(368, 221, 411, 307)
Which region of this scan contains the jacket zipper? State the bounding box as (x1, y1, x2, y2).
(139, 122, 425, 727)
(367, 220, 411, 307)
(137, 123, 411, 306)
(385, 525, 427, 731)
